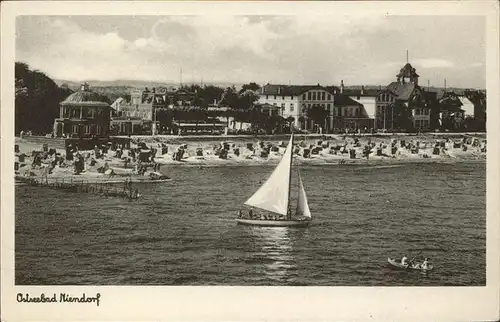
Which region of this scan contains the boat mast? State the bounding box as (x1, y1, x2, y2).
(287, 132, 294, 219)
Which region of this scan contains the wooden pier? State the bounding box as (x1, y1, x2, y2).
(16, 176, 140, 200)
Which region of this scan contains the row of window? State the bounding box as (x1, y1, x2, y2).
(303, 91, 332, 101)
(415, 108, 430, 115)
(272, 102, 363, 117)
(414, 119, 430, 128)
(72, 124, 103, 135)
(62, 107, 105, 119)
(379, 93, 396, 102)
(336, 107, 361, 117)
(264, 91, 333, 102)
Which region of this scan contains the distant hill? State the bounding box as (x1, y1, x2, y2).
(54, 79, 243, 90)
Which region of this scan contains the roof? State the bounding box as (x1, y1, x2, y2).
(260, 84, 334, 96)
(396, 63, 420, 78)
(334, 94, 363, 107)
(386, 82, 417, 101)
(111, 97, 125, 109)
(342, 88, 381, 97)
(61, 85, 110, 107)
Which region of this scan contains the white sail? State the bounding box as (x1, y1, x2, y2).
(296, 173, 312, 218)
(244, 135, 294, 216)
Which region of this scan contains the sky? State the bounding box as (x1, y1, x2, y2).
(16, 15, 486, 88)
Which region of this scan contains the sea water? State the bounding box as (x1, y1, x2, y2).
(15, 161, 486, 286)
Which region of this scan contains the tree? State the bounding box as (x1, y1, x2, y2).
(306, 104, 328, 133)
(219, 86, 239, 109)
(201, 85, 225, 106)
(238, 89, 259, 110)
(15, 61, 75, 135)
(239, 82, 261, 94)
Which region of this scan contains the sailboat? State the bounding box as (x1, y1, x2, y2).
(236, 134, 312, 227)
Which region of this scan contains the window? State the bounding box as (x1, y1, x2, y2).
(72, 125, 79, 134)
(321, 92, 325, 100)
(312, 92, 316, 100)
(303, 94, 306, 100)
(281, 103, 286, 110)
(328, 94, 331, 100)
(290, 103, 294, 112)
(84, 125, 90, 134)
(96, 125, 101, 134)
(415, 109, 420, 115)
(356, 109, 360, 117)
(327, 104, 330, 113)
(71, 108, 79, 118)
(274, 95, 276, 99)
(307, 92, 311, 100)
(282, 96, 285, 100)
(291, 95, 294, 100)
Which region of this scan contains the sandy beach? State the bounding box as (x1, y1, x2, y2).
(14, 133, 486, 184)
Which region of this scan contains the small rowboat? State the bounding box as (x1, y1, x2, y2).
(387, 258, 433, 272)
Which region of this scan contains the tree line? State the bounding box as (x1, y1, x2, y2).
(15, 62, 74, 135)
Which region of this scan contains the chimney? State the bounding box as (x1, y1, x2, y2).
(340, 80, 344, 94)
(361, 85, 365, 95)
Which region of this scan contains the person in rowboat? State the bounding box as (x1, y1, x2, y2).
(401, 255, 408, 267)
(421, 258, 429, 270)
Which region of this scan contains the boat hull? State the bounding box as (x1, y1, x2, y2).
(235, 218, 311, 227)
(387, 258, 433, 272)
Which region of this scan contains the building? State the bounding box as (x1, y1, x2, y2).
(328, 81, 379, 132)
(111, 87, 168, 135)
(462, 89, 486, 131)
(257, 84, 335, 132)
(386, 63, 430, 131)
(53, 83, 111, 138)
(437, 91, 465, 131)
(375, 88, 398, 131)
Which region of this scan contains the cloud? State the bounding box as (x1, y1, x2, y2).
(413, 58, 455, 69)
(15, 15, 485, 88)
